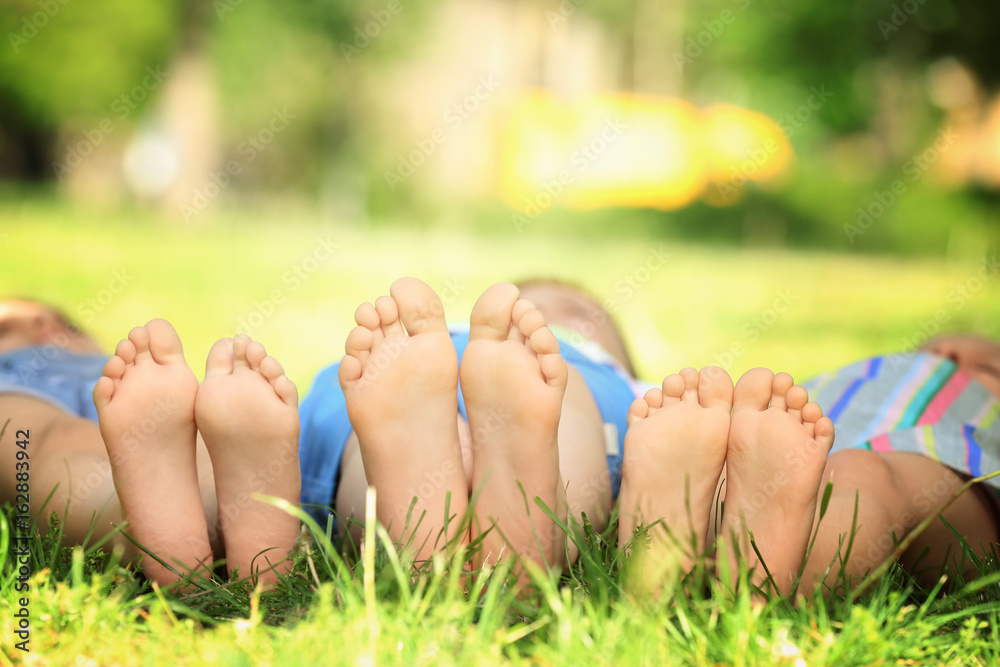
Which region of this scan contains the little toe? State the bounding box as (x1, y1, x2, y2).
(815, 416, 835, 449)
(539, 352, 568, 389)
(93, 375, 115, 411)
(769, 372, 794, 411)
(145, 319, 186, 364)
(391, 277, 449, 335)
(339, 354, 363, 386)
(233, 334, 252, 369)
(272, 374, 299, 408)
(469, 282, 519, 342)
(245, 340, 267, 371)
(643, 386, 665, 409)
(375, 295, 405, 337)
(679, 367, 700, 403)
(103, 354, 126, 382)
(205, 338, 235, 378)
(733, 368, 774, 413)
(698, 366, 734, 410)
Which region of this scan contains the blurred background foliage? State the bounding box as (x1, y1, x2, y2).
(1, 0, 999, 255)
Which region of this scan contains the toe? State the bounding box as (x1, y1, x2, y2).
(769, 372, 794, 411)
(205, 338, 235, 377)
(679, 367, 699, 403)
(245, 340, 267, 370)
(539, 352, 568, 390)
(469, 282, 519, 342)
(733, 368, 774, 413)
(93, 376, 114, 411)
(786, 385, 809, 413)
(643, 386, 665, 409)
(114, 339, 137, 366)
(233, 334, 252, 369)
(698, 366, 734, 410)
(259, 355, 285, 383)
(527, 325, 560, 357)
(375, 295, 405, 337)
(627, 397, 650, 426)
(662, 373, 685, 400)
(339, 354, 363, 388)
(344, 325, 373, 366)
(801, 400, 824, 424)
(273, 374, 299, 408)
(128, 325, 151, 361)
(515, 304, 547, 340)
(103, 354, 126, 381)
(145, 319, 185, 364)
(814, 416, 835, 451)
(355, 302, 380, 330)
(391, 277, 449, 336)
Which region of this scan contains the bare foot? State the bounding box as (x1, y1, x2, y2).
(618, 367, 732, 567)
(93, 319, 212, 587)
(195, 335, 301, 587)
(339, 277, 469, 560)
(719, 369, 835, 596)
(461, 283, 569, 570)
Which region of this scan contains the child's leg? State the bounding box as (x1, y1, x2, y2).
(802, 449, 1000, 593)
(195, 335, 301, 586)
(719, 369, 835, 595)
(461, 284, 610, 570)
(339, 278, 469, 561)
(92, 320, 214, 586)
(617, 367, 732, 570)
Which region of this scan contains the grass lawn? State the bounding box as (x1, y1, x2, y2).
(2, 202, 999, 665)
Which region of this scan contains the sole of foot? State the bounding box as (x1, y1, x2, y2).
(719, 368, 835, 596)
(461, 283, 569, 571)
(93, 319, 211, 588)
(339, 277, 469, 559)
(195, 334, 301, 587)
(618, 366, 732, 587)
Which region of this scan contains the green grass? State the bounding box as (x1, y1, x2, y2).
(2, 202, 1000, 664)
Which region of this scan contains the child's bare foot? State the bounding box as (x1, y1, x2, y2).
(719, 369, 835, 596)
(618, 367, 732, 567)
(461, 283, 569, 570)
(339, 277, 468, 559)
(195, 335, 301, 587)
(93, 319, 212, 587)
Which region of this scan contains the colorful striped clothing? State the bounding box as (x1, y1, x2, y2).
(803, 352, 1000, 494)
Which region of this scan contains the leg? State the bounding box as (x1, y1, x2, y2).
(802, 449, 1000, 594)
(195, 335, 301, 586)
(720, 369, 835, 596)
(339, 278, 469, 562)
(93, 320, 214, 587)
(617, 367, 732, 572)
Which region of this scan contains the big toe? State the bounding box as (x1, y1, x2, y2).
(733, 367, 774, 413)
(205, 338, 235, 377)
(698, 366, 734, 409)
(145, 319, 186, 364)
(390, 277, 448, 336)
(469, 282, 519, 341)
